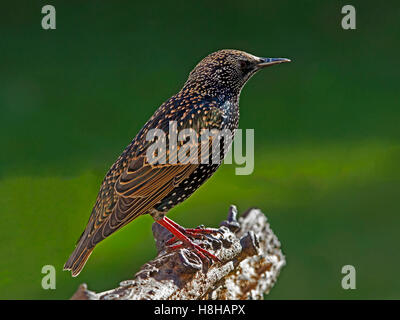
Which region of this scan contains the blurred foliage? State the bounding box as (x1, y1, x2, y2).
(0, 1, 399, 299)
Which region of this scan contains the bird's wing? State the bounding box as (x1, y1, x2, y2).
(88, 160, 198, 245)
(85, 103, 224, 247)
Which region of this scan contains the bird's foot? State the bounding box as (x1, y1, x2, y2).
(167, 240, 220, 263)
(156, 216, 221, 263)
(165, 225, 221, 245)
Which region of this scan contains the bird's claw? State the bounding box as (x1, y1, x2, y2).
(164, 228, 221, 263)
(159, 217, 221, 263)
(166, 241, 220, 263)
(165, 226, 221, 245)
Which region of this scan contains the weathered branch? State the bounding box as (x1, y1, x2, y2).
(71, 206, 285, 300)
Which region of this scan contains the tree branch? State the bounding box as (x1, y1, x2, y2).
(70, 205, 285, 300)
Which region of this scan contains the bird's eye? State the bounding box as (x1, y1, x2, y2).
(239, 60, 251, 72)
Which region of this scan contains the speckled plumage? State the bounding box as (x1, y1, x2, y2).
(64, 49, 290, 276)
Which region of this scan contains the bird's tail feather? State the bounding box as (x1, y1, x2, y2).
(63, 238, 94, 277)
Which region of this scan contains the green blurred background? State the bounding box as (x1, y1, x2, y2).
(1, 0, 399, 299)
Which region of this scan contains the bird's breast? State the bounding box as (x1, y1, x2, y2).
(219, 98, 240, 132)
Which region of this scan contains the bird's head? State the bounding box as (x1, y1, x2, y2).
(184, 49, 291, 98)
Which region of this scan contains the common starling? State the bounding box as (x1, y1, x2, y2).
(64, 49, 290, 276)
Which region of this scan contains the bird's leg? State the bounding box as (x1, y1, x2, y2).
(156, 217, 220, 263)
(162, 216, 222, 248)
(163, 217, 221, 237)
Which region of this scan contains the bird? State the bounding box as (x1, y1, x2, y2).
(64, 49, 290, 276)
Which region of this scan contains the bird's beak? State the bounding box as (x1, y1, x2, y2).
(256, 57, 291, 68)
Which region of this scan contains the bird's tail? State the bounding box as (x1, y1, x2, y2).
(63, 236, 94, 277)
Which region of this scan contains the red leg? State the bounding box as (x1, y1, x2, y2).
(163, 216, 221, 247)
(164, 216, 221, 236)
(157, 217, 220, 263)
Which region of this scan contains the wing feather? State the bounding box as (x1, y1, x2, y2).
(84, 103, 223, 247)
